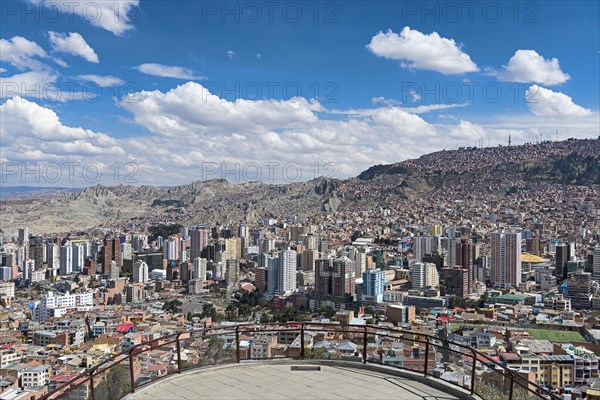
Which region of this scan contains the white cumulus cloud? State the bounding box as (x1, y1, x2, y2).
(135, 63, 206, 80)
(36, 0, 140, 36)
(526, 85, 591, 118)
(491, 50, 570, 85)
(366, 27, 479, 75)
(77, 74, 124, 87)
(49, 32, 99, 63)
(0, 96, 125, 161)
(0, 36, 48, 70)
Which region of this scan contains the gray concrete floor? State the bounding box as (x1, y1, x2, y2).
(129, 364, 463, 400)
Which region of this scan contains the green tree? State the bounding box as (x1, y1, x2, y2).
(260, 313, 272, 323)
(304, 347, 341, 360)
(186, 312, 193, 321)
(162, 299, 183, 314)
(225, 304, 238, 320)
(201, 303, 219, 321)
(94, 364, 131, 400)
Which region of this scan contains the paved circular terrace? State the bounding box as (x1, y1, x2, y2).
(127, 362, 473, 400)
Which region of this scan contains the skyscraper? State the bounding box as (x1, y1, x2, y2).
(456, 239, 476, 293)
(555, 243, 574, 281)
(193, 257, 208, 285)
(46, 243, 59, 274)
(446, 238, 458, 267)
(490, 231, 522, 288)
(17, 228, 29, 246)
(190, 226, 208, 261)
(441, 267, 469, 297)
(566, 268, 592, 310)
(108, 260, 120, 280)
(410, 262, 439, 289)
(362, 268, 384, 303)
(593, 248, 600, 278)
(59, 244, 73, 275)
(72, 243, 85, 273)
(226, 259, 239, 287)
(267, 250, 297, 296)
(28, 236, 44, 269)
(314, 256, 355, 300)
(103, 238, 122, 274)
(413, 236, 434, 263)
(302, 249, 318, 272)
(132, 260, 149, 283)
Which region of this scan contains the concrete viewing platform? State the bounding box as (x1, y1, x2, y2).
(126, 362, 476, 400)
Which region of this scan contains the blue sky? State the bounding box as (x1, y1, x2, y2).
(0, 1, 598, 186)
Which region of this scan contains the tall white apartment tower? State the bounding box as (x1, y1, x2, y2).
(133, 260, 149, 283)
(193, 257, 208, 284)
(267, 250, 297, 296)
(59, 244, 73, 275)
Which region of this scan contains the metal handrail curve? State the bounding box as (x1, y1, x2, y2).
(39, 322, 561, 400)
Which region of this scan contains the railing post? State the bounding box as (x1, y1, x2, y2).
(129, 348, 136, 393)
(362, 325, 368, 364)
(300, 324, 305, 359)
(509, 371, 514, 400)
(176, 333, 182, 373)
(235, 326, 241, 363)
(423, 337, 430, 377)
(470, 350, 477, 395)
(89, 368, 95, 400)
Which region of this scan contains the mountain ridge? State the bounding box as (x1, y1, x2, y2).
(1, 138, 598, 235)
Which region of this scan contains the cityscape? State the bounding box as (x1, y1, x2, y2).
(1, 1, 599, 400)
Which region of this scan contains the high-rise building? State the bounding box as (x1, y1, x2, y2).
(526, 238, 541, 256)
(314, 256, 355, 300)
(267, 250, 297, 296)
(441, 267, 469, 297)
(28, 236, 44, 269)
(132, 234, 148, 251)
(225, 259, 239, 287)
(225, 238, 242, 260)
(46, 243, 59, 273)
(59, 244, 73, 275)
(125, 284, 146, 303)
(179, 262, 193, 283)
(555, 243, 575, 281)
(193, 257, 207, 284)
(238, 223, 248, 239)
(446, 238, 458, 267)
(108, 260, 120, 280)
(456, 239, 476, 293)
(190, 226, 208, 261)
(566, 268, 592, 310)
(163, 238, 180, 261)
(255, 267, 268, 292)
(122, 243, 133, 261)
(132, 260, 149, 283)
(362, 268, 384, 303)
(103, 238, 122, 274)
(302, 249, 318, 272)
(593, 248, 600, 278)
(72, 243, 85, 273)
(413, 236, 434, 263)
(490, 231, 522, 288)
(409, 262, 439, 289)
(17, 228, 29, 246)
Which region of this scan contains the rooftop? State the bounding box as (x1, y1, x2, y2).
(126, 362, 473, 400)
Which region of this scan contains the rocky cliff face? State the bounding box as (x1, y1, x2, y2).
(1, 138, 598, 235)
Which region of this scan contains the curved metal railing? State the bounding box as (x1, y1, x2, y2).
(40, 322, 561, 400)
